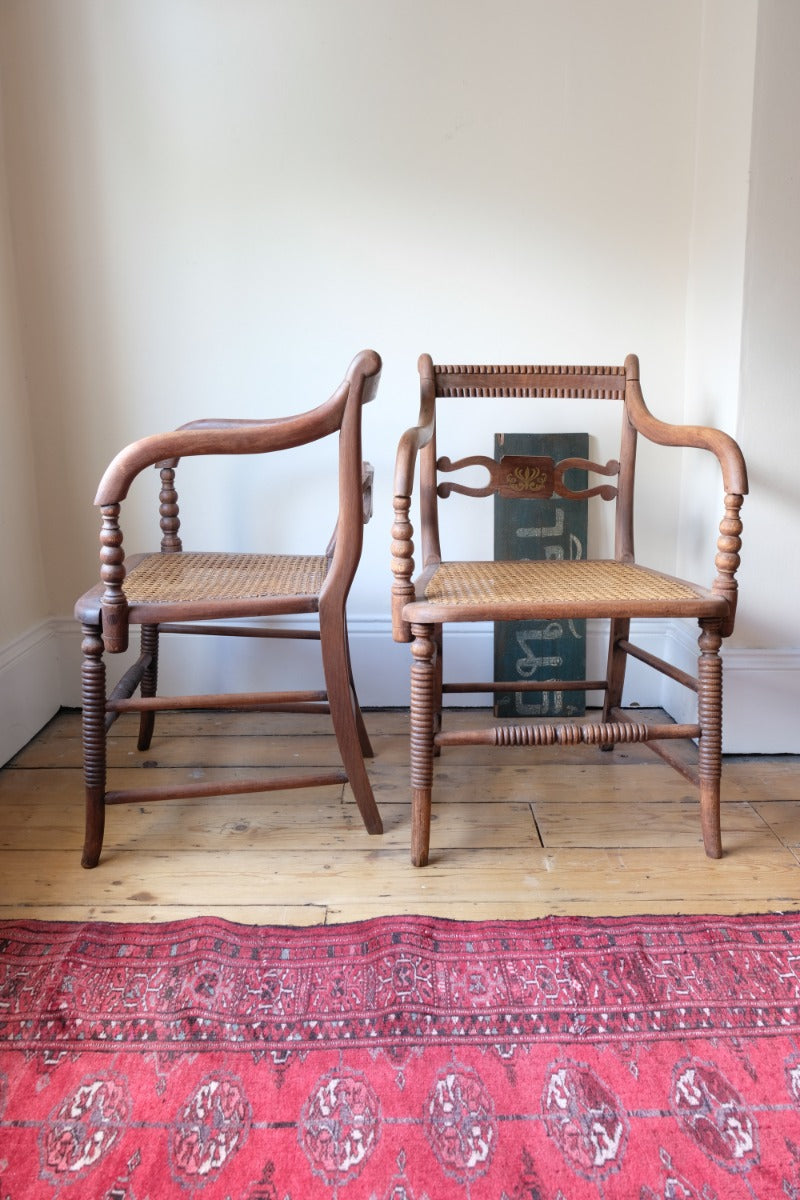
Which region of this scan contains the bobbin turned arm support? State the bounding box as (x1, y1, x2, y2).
(623, 354, 748, 637)
(391, 430, 425, 643)
(391, 377, 437, 642)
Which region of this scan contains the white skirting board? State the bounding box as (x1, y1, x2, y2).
(662, 622, 800, 754)
(2, 617, 798, 764)
(0, 623, 61, 766)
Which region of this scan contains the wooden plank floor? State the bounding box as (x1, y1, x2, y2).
(2, 708, 799, 925)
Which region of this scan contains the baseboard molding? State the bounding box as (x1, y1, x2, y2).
(53, 615, 664, 709)
(38, 616, 800, 756)
(663, 624, 800, 753)
(0, 622, 61, 765)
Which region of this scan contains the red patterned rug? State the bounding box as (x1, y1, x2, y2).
(2, 913, 800, 1198)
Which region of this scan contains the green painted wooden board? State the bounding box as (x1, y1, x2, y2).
(493, 432, 589, 717)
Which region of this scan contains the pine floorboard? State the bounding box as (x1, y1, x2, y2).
(1, 708, 799, 925)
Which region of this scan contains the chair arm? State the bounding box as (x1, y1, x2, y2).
(393, 422, 433, 499)
(624, 356, 747, 636)
(394, 352, 438, 501)
(634, 414, 748, 497)
(94, 396, 348, 506)
(94, 350, 381, 507)
(624, 356, 748, 496)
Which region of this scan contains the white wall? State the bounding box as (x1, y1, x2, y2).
(669, 0, 800, 753)
(725, 0, 800, 749)
(0, 1, 796, 755)
(0, 91, 43, 641)
(682, 0, 756, 525)
(0, 1, 702, 607)
(0, 79, 60, 761)
(737, 0, 800, 647)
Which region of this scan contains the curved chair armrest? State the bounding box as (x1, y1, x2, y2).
(392, 352, 438, 499)
(94, 349, 381, 506)
(624, 355, 747, 637)
(95, 397, 343, 505)
(624, 354, 748, 496)
(392, 420, 435, 500)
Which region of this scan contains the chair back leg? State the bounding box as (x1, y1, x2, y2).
(601, 616, 631, 751)
(343, 640, 374, 759)
(319, 605, 383, 835)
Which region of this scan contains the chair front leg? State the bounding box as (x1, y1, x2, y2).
(410, 622, 437, 866)
(697, 619, 723, 859)
(80, 622, 107, 869)
(432, 624, 444, 756)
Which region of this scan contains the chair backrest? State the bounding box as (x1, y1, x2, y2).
(416, 353, 636, 570)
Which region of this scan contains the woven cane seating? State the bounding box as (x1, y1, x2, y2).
(75, 350, 383, 868)
(391, 353, 747, 866)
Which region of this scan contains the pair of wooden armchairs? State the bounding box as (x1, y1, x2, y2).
(75, 350, 746, 868)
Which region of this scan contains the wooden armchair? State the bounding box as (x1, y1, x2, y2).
(391, 353, 747, 866)
(75, 349, 383, 867)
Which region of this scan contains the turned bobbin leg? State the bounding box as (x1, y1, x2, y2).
(80, 622, 107, 869)
(432, 624, 444, 757)
(137, 624, 159, 751)
(410, 622, 437, 866)
(697, 619, 723, 859)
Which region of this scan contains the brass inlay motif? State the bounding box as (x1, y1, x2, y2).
(506, 464, 549, 494)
